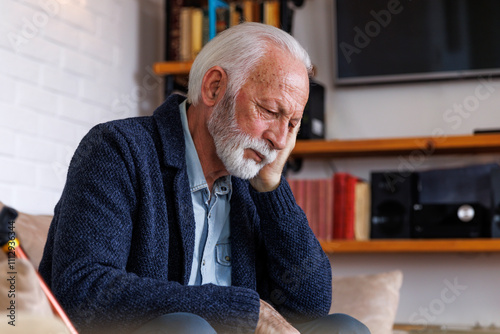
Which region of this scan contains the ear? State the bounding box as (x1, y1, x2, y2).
(201, 66, 228, 107)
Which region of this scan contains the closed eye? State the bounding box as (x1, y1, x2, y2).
(259, 105, 278, 117)
(262, 106, 275, 114)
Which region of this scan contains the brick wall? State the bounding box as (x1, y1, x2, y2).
(0, 0, 164, 214)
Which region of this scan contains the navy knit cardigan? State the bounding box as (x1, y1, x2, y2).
(39, 95, 332, 334)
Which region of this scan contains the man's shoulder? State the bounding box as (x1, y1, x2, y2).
(84, 116, 156, 150)
(89, 94, 185, 142)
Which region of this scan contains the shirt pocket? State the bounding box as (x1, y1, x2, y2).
(216, 243, 231, 267)
(215, 243, 232, 286)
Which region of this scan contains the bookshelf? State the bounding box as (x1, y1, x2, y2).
(292, 133, 500, 253)
(290, 133, 500, 159)
(160, 0, 287, 95)
(153, 61, 193, 75)
(320, 239, 500, 253)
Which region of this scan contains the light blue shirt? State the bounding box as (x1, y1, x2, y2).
(179, 100, 232, 286)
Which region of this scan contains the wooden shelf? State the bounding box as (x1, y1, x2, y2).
(293, 134, 500, 254)
(320, 239, 500, 253)
(291, 133, 500, 159)
(153, 61, 193, 75)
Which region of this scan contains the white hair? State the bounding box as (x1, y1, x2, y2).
(187, 22, 312, 105)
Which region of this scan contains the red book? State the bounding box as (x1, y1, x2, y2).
(325, 178, 334, 241)
(166, 0, 184, 61)
(332, 173, 358, 239)
(344, 174, 358, 240)
(332, 173, 347, 239)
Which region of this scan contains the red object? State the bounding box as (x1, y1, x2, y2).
(332, 173, 358, 239)
(10, 241, 79, 334)
(344, 175, 358, 240)
(333, 173, 347, 239)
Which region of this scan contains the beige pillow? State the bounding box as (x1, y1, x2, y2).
(0, 203, 69, 333)
(330, 270, 403, 334)
(0, 257, 53, 316)
(0, 202, 52, 269)
(0, 314, 69, 334)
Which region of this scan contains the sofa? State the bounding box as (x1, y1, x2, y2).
(0, 201, 403, 334)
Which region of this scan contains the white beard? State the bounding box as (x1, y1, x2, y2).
(207, 94, 277, 180)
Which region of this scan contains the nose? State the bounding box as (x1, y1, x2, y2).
(264, 119, 288, 150)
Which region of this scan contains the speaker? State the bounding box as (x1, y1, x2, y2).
(370, 171, 417, 239)
(418, 163, 498, 208)
(298, 79, 325, 140)
(412, 203, 489, 238)
(490, 169, 500, 238)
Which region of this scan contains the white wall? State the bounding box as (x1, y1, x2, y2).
(292, 0, 500, 328)
(0, 0, 164, 214)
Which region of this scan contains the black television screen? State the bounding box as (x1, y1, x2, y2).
(335, 0, 500, 85)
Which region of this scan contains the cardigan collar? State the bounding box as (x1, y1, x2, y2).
(152, 94, 195, 284)
(152, 94, 188, 170)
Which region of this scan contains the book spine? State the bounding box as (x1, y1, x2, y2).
(333, 173, 347, 239)
(354, 181, 371, 240)
(167, 0, 184, 61)
(263, 0, 280, 28)
(180, 7, 193, 61)
(344, 174, 357, 240)
(325, 177, 334, 241)
(191, 7, 204, 59)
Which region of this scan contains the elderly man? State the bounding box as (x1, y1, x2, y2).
(39, 23, 369, 334)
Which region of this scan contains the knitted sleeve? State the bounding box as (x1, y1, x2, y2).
(39, 123, 260, 334)
(249, 176, 332, 323)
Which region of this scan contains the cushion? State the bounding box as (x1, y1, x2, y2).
(0, 315, 69, 334)
(330, 270, 403, 334)
(0, 257, 53, 316)
(0, 204, 71, 333)
(0, 202, 52, 269)
(0, 257, 67, 333)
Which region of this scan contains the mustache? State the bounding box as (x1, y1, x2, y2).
(231, 130, 277, 165)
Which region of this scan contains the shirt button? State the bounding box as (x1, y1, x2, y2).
(221, 186, 227, 191)
(202, 260, 205, 266)
(225, 256, 231, 262)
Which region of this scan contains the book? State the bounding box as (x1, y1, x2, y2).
(166, 0, 184, 61)
(191, 7, 204, 59)
(332, 173, 347, 239)
(317, 179, 327, 240)
(325, 177, 334, 241)
(344, 174, 358, 240)
(354, 180, 371, 240)
(263, 0, 280, 28)
(242, 1, 257, 22)
(179, 7, 193, 61)
(216, 6, 229, 34)
(289, 176, 367, 241)
(332, 172, 359, 239)
(229, 2, 244, 26)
